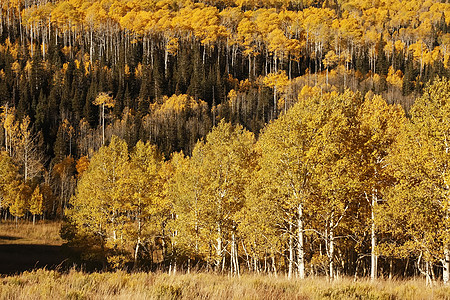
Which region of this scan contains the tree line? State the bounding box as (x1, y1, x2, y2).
(61, 79, 450, 284)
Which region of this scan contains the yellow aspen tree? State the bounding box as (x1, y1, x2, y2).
(93, 92, 114, 145)
(52, 156, 76, 218)
(14, 116, 44, 182)
(382, 78, 450, 285)
(172, 120, 257, 274)
(357, 94, 406, 280)
(323, 50, 338, 87)
(67, 136, 128, 268)
(0, 151, 19, 216)
(29, 185, 43, 225)
(263, 70, 289, 116)
(239, 164, 283, 275)
(9, 182, 31, 225)
(308, 90, 363, 279)
(169, 151, 209, 269)
(121, 140, 168, 269)
(75, 155, 89, 178)
(256, 97, 320, 279)
(1, 105, 17, 156)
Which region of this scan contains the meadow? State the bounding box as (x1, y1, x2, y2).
(1, 269, 450, 299)
(1, 221, 450, 300)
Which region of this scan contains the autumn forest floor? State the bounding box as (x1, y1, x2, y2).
(1, 222, 450, 299)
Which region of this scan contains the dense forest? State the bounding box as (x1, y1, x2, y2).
(1, 0, 450, 283)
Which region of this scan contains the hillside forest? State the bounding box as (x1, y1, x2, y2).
(1, 0, 450, 283)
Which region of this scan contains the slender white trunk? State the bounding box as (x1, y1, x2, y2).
(134, 215, 142, 268)
(329, 220, 334, 279)
(90, 29, 93, 64)
(216, 223, 222, 269)
(24, 144, 28, 181)
(248, 54, 251, 77)
(231, 231, 239, 276)
(4, 103, 8, 154)
(288, 220, 293, 279)
(371, 194, 378, 280)
(272, 253, 277, 277)
(30, 24, 33, 57)
(298, 202, 305, 279)
(444, 211, 450, 284)
(273, 85, 277, 116)
(164, 45, 168, 75)
(102, 103, 105, 145)
(134, 236, 140, 268)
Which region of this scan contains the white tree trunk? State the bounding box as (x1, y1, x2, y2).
(298, 202, 305, 279)
(444, 209, 450, 284)
(288, 220, 294, 279)
(329, 221, 334, 279)
(4, 103, 8, 155)
(371, 194, 378, 280)
(90, 29, 93, 64)
(273, 86, 277, 116)
(102, 103, 105, 145)
(216, 223, 222, 269)
(134, 237, 140, 268)
(443, 247, 449, 284)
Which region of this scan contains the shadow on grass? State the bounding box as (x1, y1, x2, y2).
(0, 244, 70, 275)
(0, 236, 20, 241)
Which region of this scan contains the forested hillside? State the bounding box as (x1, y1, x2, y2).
(1, 0, 450, 283)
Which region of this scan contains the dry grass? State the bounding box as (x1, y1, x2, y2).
(0, 220, 63, 246)
(0, 222, 449, 299)
(1, 270, 450, 300)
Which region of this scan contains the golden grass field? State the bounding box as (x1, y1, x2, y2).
(1, 221, 450, 299)
(0, 221, 64, 246)
(1, 270, 450, 299)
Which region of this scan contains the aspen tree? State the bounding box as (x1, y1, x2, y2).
(93, 92, 114, 146)
(357, 94, 406, 280)
(172, 121, 257, 273)
(0, 151, 19, 217)
(263, 71, 289, 117)
(382, 78, 450, 284)
(122, 141, 167, 268)
(14, 116, 44, 182)
(67, 136, 128, 267)
(29, 185, 43, 225)
(307, 90, 362, 279)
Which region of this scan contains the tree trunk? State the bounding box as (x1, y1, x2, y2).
(231, 231, 239, 276)
(273, 85, 277, 118)
(216, 223, 222, 270)
(371, 194, 378, 281)
(444, 241, 450, 284)
(298, 202, 305, 279)
(90, 29, 93, 64)
(272, 252, 277, 277)
(134, 236, 140, 269)
(288, 220, 294, 279)
(102, 103, 105, 145)
(329, 220, 334, 279)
